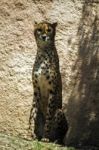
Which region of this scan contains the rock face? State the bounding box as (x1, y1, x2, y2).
(0, 0, 99, 147)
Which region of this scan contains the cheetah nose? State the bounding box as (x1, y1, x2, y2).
(42, 34, 47, 41)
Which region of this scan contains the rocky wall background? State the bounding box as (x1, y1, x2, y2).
(0, 0, 99, 147)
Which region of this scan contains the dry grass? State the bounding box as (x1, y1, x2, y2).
(0, 133, 75, 150)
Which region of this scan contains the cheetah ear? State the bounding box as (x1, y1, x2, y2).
(34, 21, 38, 27)
(52, 22, 57, 28)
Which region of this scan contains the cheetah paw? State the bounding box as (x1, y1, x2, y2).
(41, 138, 49, 142)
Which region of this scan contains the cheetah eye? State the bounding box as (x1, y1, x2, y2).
(47, 28, 51, 32)
(37, 28, 42, 32)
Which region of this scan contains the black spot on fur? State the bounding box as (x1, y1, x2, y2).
(35, 74, 38, 78)
(49, 90, 54, 94)
(49, 81, 51, 84)
(46, 75, 50, 80)
(34, 92, 37, 96)
(35, 80, 37, 83)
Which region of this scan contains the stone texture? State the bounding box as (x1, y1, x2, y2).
(64, 1, 99, 147)
(0, 0, 99, 147)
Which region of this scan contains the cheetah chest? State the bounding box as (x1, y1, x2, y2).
(34, 61, 52, 114)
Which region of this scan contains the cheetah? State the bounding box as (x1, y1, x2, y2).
(29, 22, 67, 142)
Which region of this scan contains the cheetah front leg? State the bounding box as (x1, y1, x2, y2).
(42, 92, 56, 142)
(29, 85, 43, 140)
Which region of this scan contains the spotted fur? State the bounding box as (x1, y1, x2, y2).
(50, 109, 68, 144)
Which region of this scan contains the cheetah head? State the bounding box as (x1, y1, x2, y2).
(34, 22, 57, 48)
